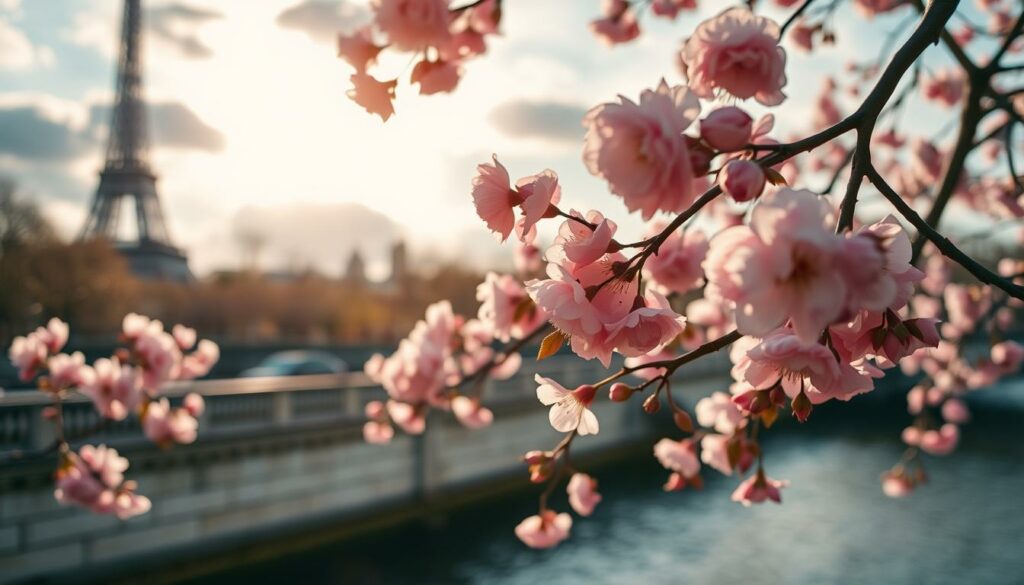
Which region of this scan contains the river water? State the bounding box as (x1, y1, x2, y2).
(190, 380, 1024, 585)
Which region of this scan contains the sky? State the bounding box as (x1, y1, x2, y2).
(0, 0, 999, 278)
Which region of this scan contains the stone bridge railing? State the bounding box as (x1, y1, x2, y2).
(0, 352, 733, 584)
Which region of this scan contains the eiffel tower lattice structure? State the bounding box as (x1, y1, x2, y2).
(79, 0, 193, 282)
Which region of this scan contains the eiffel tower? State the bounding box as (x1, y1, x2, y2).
(79, 0, 193, 282)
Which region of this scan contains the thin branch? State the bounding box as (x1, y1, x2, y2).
(780, 0, 816, 37)
(866, 166, 1024, 300)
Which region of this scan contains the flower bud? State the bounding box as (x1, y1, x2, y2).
(523, 450, 550, 465)
(700, 106, 753, 152)
(791, 391, 812, 423)
(663, 472, 687, 492)
(529, 461, 553, 483)
(673, 410, 694, 433)
(720, 160, 766, 203)
(642, 393, 661, 414)
(608, 383, 633, 402)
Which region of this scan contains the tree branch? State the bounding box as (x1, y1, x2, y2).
(866, 166, 1024, 299)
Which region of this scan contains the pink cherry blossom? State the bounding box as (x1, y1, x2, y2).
(471, 154, 518, 241)
(411, 58, 461, 95)
(837, 216, 919, 313)
(606, 290, 686, 358)
(700, 106, 754, 152)
(526, 253, 637, 366)
(515, 169, 561, 240)
(35, 318, 69, 354)
(695, 391, 745, 434)
(390, 400, 429, 434)
(790, 20, 815, 52)
(686, 298, 733, 340)
(941, 398, 971, 424)
(47, 352, 94, 390)
(881, 470, 914, 498)
(337, 26, 383, 72)
(535, 376, 600, 435)
(79, 357, 142, 421)
(701, 433, 739, 476)
(922, 68, 965, 108)
(514, 240, 543, 275)
(183, 392, 205, 417)
(55, 445, 151, 519)
(8, 333, 47, 381)
(719, 160, 766, 203)
(681, 7, 788, 106)
(133, 329, 181, 390)
(451, 395, 494, 429)
(364, 301, 458, 408)
(476, 272, 546, 342)
(910, 138, 944, 183)
(590, 0, 640, 46)
(468, 0, 500, 34)
(654, 438, 701, 477)
(373, 0, 451, 51)
(179, 339, 220, 380)
(853, 0, 904, 18)
(731, 470, 787, 506)
(944, 284, 991, 337)
(583, 80, 702, 220)
(918, 424, 959, 456)
(740, 331, 838, 390)
(566, 473, 602, 516)
(553, 210, 617, 268)
(172, 324, 197, 351)
(990, 340, 1024, 374)
(143, 398, 199, 446)
(651, 0, 697, 19)
(515, 510, 572, 549)
(363, 400, 395, 444)
(347, 73, 397, 121)
(643, 223, 708, 294)
(704, 188, 844, 343)
(363, 420, 395, 444)
(623, 345, 675, 381)
(874, 129, 906, 149)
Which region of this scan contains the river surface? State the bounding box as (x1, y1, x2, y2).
(189, 380, 1024, 585)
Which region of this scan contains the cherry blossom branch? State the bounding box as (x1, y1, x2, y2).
(866, 165, 1024, 299)
(910, 83, 984, 261)
(779, 0, 816, 37)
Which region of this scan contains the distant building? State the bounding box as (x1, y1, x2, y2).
(343, 249, 368, 286)
(342, 241, 410, 293)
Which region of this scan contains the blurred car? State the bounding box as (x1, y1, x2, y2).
(239, 350, 349, 377)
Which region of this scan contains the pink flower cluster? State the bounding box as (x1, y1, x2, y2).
(515, 471, 603, 548)
(8, 315, 220, 518)
(54, 445, 151, 519)
(471, 155, 563, 243)
(363, 294, 532, 441)
(527, 255, 685, 367)
(8, 318, 68, 381)
(705, 189, 922, 344)
(341, 0, 502, 120)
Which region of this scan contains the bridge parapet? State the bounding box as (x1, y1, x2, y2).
(0, 352, 733, 584)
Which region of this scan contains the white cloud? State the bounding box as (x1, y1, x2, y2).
(0, 18, 55, 70)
